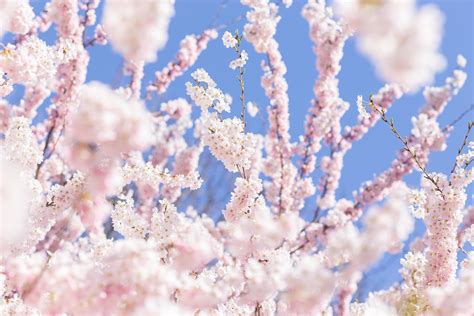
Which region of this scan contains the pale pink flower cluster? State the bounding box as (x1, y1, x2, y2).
(121, 157, 202, 193)
(0, 0, 34, 37)
(45, 0, 83, 39)
(324, 183, 414, 270)
(222, 31, 237, 48)
(334, 0, 446, 91)
(400, 251, 427, 289)
(423, 175, 471, 287)
(356, 95, 369, 120)
(148, 29, 218, 96)
(103, 0, 174, 63)
(111, 193, 148, 239)
(186, 69, 231, 113)
(187, 68, 259, 173)
(1, 117, 43, 175)
(152, 98, 193, 166)
(407, 189, 427, 219)
(198, 113, 259, 172)
(298, 0, 352, 210)
(0, 0, 472, 315)
(62, 82, 154, 199)
(0, 37, 77, 93)
(0, 1, 18, 37)
(242, 0, 300, 214)
(457, 54, 467, 68)
(66, 82, 154, 160)
(458, 205, 474, 248)
(229, 50, 249, 70)
(0, 158, 32, 252)
(241, 0, 280, 53)
(427, 252, 474, 315)
(223, 176, 262, 222)
(320, 184, 414, 314)
(247, 101, 259, 117)
(278, 256, 334, 314)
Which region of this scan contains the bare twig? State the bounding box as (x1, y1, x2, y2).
(449, 121, 473, 179)
(231, 31, 247, 130)
(442, 104, 474, 133)
(369, 96, 445, 199)
(208, 0, 230, 29)
(35, 121, 56, 179)
(465, 158, 473, 170)
(215, 14, 245, 31)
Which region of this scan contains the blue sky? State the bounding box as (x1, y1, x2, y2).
(22, 0, 474, 299)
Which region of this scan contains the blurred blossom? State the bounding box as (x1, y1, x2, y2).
(0, 158, 31, 251)
(335, 0, 446, 91)
(103, 0, 175, 62)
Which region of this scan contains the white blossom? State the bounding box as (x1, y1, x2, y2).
(356, 95, 370, 119)
(457, 54, 467, 68)
(222, 31, 237, 48)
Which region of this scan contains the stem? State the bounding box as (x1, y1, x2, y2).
(81, 0, 94, 48)
(239, 65, 246, 130)
(234, 34, 246, 130)
(35, 121, 56, 179)
(371, 99, 445, 199)
(442, 104, 474, 133)
(449, 121, 473, 180)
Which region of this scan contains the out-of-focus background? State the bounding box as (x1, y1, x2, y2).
(8, 0, 473, 300)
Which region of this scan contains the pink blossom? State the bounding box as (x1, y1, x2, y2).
(0, 158, 32, 252)
(242, 0, 295, 213)
(147, 29, 217, 96)
(103, 0, 174, 63)
(334, 0, 446, 91)
(0, 0, 34, 37)
(66, 81, 154, 162)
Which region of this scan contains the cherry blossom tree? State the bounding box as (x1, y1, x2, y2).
(0, 0, 472, 315)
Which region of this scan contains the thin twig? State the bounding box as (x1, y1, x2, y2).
(442, 104, 474, 133)
(81, 0, 94, 48)
(465, 158, 474, 170)
(370, 97, 445, 199)
(208, 0, 230, 29)
(233, 31, 246, 130)
(215, 14, 245, 31)
(449, 121, 473, 179)
(35, 121, 56, 179)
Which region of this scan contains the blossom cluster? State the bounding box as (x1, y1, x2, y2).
(0, 0, 472, 315)
(334, 0, 446, 91)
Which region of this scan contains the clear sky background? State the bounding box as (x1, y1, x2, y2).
(22, 0, 474, 300)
